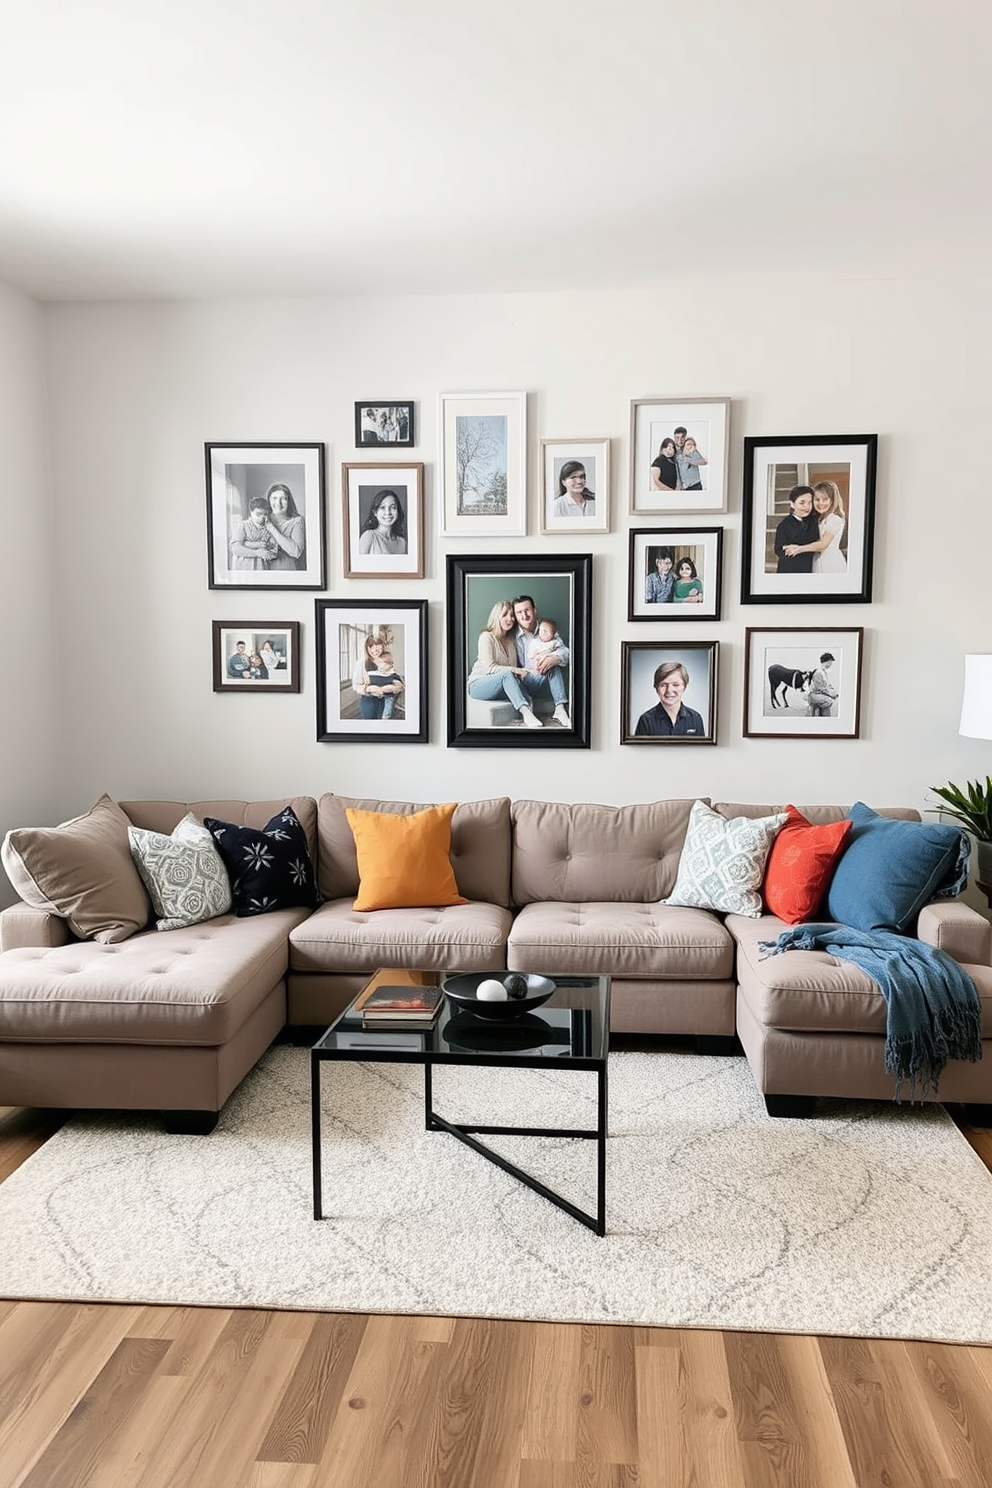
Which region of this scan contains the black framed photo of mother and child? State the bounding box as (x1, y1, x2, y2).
(315, 599, 428, 745)
(446, 554, 592, 749)
(205, 443, 326, 590)
(740, 434, 878, 605)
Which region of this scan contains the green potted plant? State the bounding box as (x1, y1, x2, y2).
(930, 775, 992, 884)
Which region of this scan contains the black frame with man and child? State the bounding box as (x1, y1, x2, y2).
(620, 641, 718, 746)
(315, 599, 428, 745)
(743, 627, 864, 739)
(205, 442, 326, 591)
(446, 554, 592, 749)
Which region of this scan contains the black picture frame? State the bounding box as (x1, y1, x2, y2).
(740, 434, 878, 605)
(205, 442, 326, 591)
(354, 401, 415, 448)
(315, 598, 428, 744)
(620, 640, 718, 745)
(212, 621, 301, 693)
(446, 553, 592, 748)
(627, 527, 723, 621)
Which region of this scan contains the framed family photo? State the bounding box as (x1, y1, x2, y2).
(743, 627, 864, 738)
(445, 553, 591, 749)
(629, 397, 730, 515)
(620, 641, 718, 745)
(315, 599, 428, 744)
(354, 402, 415, 447)
(539, 438, 611, 534)
(740, 434, 878, 604)
(438, 391, 527, 537)
(205, 442, 326, 590)
(212, 621, 301, 693)
(628, 527, 723, 621)
(341, 462, 424, 579)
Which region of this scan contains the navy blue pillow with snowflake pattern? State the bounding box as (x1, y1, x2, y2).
(203, 807, 320, 917)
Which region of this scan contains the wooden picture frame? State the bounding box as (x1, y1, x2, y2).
(341, 462, 425, 579)
(212, 621, 301, 693)
(743, 626, 864, 738)
(620, 640, 718, 745)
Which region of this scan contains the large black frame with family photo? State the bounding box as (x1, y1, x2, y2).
(446, 554, 592, 749)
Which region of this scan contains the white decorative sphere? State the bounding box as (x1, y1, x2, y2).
(476, 978, 509, 1001)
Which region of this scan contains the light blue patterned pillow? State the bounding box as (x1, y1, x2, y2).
(663, 800, 788, 917)
(128, 813, 232, 931)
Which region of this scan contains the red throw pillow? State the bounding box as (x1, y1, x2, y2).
(762, 805, 853, 924)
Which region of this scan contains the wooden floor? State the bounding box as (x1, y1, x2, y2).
(3, 1105, 992, 1488)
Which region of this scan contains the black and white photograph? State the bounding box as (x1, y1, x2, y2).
(540, 438, 611, 534)
(628, 527, 723, 621)
(342, 462, 424, 579)
(315, 599, 427, 744)
(212, 621, 301, 693)
(743, 627, 864, 738)
(446, 553, 591, 748)
(741, 434, 877, 604)
(354, 402, 415, 447)
(629, 397, 730, 515)
(205, 443, 326, 590)
(439, 391, 527, 536)
(620, 641, 718, 745)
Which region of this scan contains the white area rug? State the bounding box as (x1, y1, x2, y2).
(3, 1045, 992, 1344)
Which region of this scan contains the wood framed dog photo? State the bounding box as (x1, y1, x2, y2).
(743, 627, 864, 738)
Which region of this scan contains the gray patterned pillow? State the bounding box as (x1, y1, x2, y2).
(663, 799, 788, 917)
(128, 813, 232, 931)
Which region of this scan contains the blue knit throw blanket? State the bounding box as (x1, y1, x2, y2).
(758, 923, 982, 1100)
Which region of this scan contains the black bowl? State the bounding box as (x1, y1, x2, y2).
(442, 971, 556, 1021)
(443, 1011, 560, 1052)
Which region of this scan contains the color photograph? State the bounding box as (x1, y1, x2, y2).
(315, 599, 427, 743)
(540, 438, 611, 534)
(620, 641, 718, 745)
(212, 621, 300, 693)
(628, 528, 723, 621)
(629, 398, 730, 515)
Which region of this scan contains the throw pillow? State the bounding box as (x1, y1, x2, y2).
(204, 806, 320, 917)
(824, 801, 968, 933)
(345, 803, 469, 912)
(762, 805, 853, 925)
(662, 800, 788, 918)
(0, 793, 151, 943)
(128, 813, 232, 931)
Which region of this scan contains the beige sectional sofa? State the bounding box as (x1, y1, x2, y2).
(1, 792, 990, 1130)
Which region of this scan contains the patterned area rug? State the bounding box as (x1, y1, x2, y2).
(3, 1045, 992, 1343)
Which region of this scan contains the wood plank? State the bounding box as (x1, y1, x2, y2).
(574, 1324, 639, 1469)
(256, 1311, 367, 1464)
(520, 1321, 581, 1463)
(0, 1105, 66, 1183)
(819, 1335, 949, 1488)
(903, 1339, 992, 1484)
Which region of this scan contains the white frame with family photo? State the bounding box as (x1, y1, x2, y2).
(315, 599, 428, 744)
(627, 527, 723, 621)
(620, 640, 718, 746)
(539, 438, 611, 534)
(743, 626, 864, 738)
(212, 621, 301, 693)
(438, 391, 527, 537)
(205, 442, 326, 590)
(629, 397, 730, 516)
(341, 462, 424, 579)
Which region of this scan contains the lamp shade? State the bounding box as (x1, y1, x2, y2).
(960, 654, 992, 740)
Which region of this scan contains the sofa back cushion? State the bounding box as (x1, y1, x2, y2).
(318, 795, 512, 907)
(120, 798, 319, 862)
(511, 799, 703, 905)
(713, 802, 920, 825)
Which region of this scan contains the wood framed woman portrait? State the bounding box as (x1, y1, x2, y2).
(341, 462, 425, 579)
(315, 599, 428, 744)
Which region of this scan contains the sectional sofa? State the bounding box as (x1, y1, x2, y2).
(1, 792, 989, 1130)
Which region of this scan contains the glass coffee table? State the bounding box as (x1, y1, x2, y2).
(311, 969, 611, 1235)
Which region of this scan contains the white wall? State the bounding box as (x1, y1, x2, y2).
(35, 278, 992, 855)
(0, 280, 59, 907)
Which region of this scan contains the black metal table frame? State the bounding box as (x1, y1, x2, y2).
(311, 1045, 608, 1236)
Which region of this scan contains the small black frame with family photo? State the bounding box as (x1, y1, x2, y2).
(743, 627, 864, 739)
(354, 401, 415, 448)
(445, 553, 592, 749)
(740, 434, 877, 604)
(315, 599, 428, 744)
(341, 462, 425, 579)
(205, 442, 326, 591)
(212, 621, 301, 693)
(628, 528, 723, 621)
(620, 641, 718, 746)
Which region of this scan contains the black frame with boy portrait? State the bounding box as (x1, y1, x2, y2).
(620, 640, 718, 745)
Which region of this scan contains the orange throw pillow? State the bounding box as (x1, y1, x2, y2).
(345, 804, 468, 912)
(762, 805, 853, 924)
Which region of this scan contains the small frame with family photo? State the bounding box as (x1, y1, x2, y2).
(315, 599, 427, 744)
(342, 462, 424, 579)
(205, 442, 326, 590)
(629, 397, 730, 515)
(620, 641, 718, 745)
(740, 434, 877, 604)
(743, 627, 864, 738)
(539, 438, 611, 534)
(212, 621, 301, 693)
(628, 527, 723, 621)
(354, 402, 415, 448)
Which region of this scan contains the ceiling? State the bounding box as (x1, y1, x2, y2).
(1, 0, 989, 302)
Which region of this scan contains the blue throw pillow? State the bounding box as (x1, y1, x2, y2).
(204, 806, 320, 917)
(824, 801, 968, 933)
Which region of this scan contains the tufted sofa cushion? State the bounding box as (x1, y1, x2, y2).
(507, 900, 734, 979)
(289, 899, 512, 974)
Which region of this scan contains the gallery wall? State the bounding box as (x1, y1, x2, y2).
(2, 272, 990, 904)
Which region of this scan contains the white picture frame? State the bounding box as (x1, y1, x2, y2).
(438, 391, 527, 537)
(743, 626, 864, 738)
(539, 438, 611, 534)
(629, 397, 730, 516)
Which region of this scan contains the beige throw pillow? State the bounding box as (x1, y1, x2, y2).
(1, 794, 151, 943)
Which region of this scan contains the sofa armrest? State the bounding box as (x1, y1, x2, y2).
(915, 900, 991, 967)
(0, 902, 74, 953)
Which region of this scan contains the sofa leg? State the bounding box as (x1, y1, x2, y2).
(161, 1110, 219, 1135)
(695, 1034, 740, 1056)
(764, 1093, 816, 1119)
(959, 1102, 992, 1129)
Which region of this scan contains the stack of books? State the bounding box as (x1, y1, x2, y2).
(354, 983, 445, 1025)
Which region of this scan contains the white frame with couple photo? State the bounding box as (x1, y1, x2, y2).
(629, 397, 730, 516)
